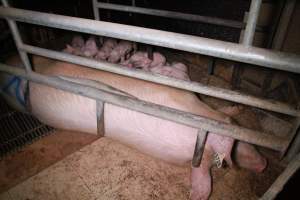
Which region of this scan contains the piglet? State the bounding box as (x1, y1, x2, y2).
(95, 38, 118, 61)
(150, 64, 190, 81)
(149, 52, 166, 68)
(71, 35, 85, 48)
(120, 51, 152, 70)
(108, 41, 136, 63)
(172, 62, 188, 73)
(63, 35, 85, 56)
(80, 36, 99, 58)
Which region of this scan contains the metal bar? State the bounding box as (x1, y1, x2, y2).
(1, 7, 299, 73)
(260, 152, 300, 200)
(266, 0, 286, 48)
(192, 130, 208, 167)
(0, 63, 289, 151)
(95, 2, 265, 31)
(96, 100, 105, 137)
(207, 58, 215, 75)
(147, 46, 153, 60)
(272, 0, 296, 50)
(93, 0, 100, 20)
(231, 63, 243, 89)
(284, 118, 300, 161)
(242, 0, 262, 46)
(21, 44, 300, 117)
(1, 0, 31, 72)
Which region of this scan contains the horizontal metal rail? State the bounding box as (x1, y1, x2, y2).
(94, 2, 265, 32)
(0, 62, 289, 151)
(0, 6, 300, 73)
(20, 44, 300, 117)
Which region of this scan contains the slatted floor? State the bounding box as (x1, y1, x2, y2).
(0, 97, 54, 157)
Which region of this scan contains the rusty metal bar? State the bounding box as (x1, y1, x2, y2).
(242, 0, 262, 46)
(94, 2, 265, 31)
(192, 130, 208, 167)
(1, 0, 31, 72)
(96, 100, 105, 137)
(20, 44, 300, 117)
(0, 63, 290, 151)
(0, 7, 299, 73)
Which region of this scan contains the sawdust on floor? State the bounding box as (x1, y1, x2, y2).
(1, 134, 284, 200)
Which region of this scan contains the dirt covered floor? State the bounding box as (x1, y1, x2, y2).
(0, 131, 284, 200)
(0, 130, 282, 200)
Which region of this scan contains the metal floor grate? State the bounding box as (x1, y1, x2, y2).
(0, 97, 54, 157)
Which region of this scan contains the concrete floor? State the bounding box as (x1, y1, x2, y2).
(0, 130, 98, 195)
(0, 129, 284, 200)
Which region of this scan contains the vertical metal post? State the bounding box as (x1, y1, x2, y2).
(130, 0, 136, 17)
(272, 0, 296, 50)
(284, 118, 300, 161)
(261, 0, 296, 100)
(232, 0, 262, 88)
(192, 130, 208, 167)
(93, 0, 100, 20)
(242, 0, 262, 46)
(1, 0, 32, 72)
(96, 100, 105, 137)
(207, 58, 215, 75)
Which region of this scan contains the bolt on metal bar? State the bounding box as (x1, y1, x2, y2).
(20, 44, 300, 117)
(0, 62, 290, 151)
(93, 0, 100, 20)
(95, 2, 265, 31)
(242, 0, 262, 46)
(1, 0, 32, 72)
(0, 6, 299, 73)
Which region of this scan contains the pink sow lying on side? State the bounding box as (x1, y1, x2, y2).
(30, 56, 266, 200)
